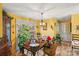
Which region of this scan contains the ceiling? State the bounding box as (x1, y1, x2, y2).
(2, 3, 79, 20)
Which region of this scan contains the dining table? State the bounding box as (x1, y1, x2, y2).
(24, 40, 47, 56)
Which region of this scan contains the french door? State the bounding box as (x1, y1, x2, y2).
(59, 21, 71, 41)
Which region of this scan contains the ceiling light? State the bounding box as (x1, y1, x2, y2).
(40, 12, 45, 26)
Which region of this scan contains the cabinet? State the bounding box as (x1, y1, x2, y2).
(0, 11, 11, 55)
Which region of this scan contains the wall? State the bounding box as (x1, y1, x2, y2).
(0, 4, 3, 38)
(11, 16, 16, 55)
(35, 20, 41, 33)
(71, 14, 79, 34)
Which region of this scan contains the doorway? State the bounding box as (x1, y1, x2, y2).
(59, 20, 71, 42)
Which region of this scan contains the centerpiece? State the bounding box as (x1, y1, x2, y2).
(44, 34, 61, 48)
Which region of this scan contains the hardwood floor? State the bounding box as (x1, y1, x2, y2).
(0, 38, 11, 56)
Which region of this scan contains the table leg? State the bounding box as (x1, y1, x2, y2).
(32, 52, 36, 56)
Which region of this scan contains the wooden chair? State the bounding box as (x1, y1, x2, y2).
(43, 43, 60, 56)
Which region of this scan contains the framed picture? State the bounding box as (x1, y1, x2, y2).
(51, 25, 53, 30)
(76, 25, 79, 30)
(43, 23, 47, 30)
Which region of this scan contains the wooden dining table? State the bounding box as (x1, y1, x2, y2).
(24, 40, 47, 56)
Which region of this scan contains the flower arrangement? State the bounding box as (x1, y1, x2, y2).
(44, 34, 61, 48)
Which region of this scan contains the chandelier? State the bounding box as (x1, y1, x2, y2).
(40, 12, 45, 26)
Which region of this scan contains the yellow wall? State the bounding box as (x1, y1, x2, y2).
(8, 12, 35, 22)
(35, 20, 41, 33)
(71, 14, 79, 34)
(11, 17, 16, 55)
(0, 4, 3, 38)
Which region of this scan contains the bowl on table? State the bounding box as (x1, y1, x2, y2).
(29, 43, 39, 47)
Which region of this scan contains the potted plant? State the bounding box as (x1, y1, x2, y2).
(18, 24, 32, 54)
(53, 34, 61, 46)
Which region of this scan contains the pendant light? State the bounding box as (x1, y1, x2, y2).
(40, 12, 45, 26)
